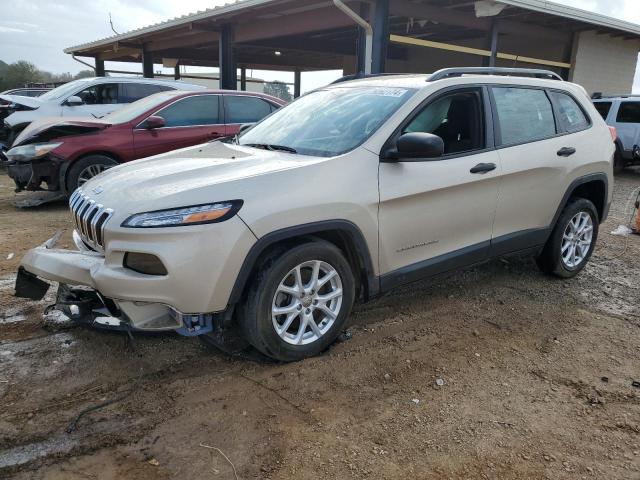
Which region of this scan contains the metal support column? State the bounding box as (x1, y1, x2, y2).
(142, 47, 154, 78)
(371, 0, 389, 74)
(356, 2, 371, 75)
(240, 68, 247, 91)
(483, 20, 499, 67)
(95, 58, 105, 77)
(294, 70, 301, 98)
(174, 63, 180, 80)
(219, 25, 237, 90)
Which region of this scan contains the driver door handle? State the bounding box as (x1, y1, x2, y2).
(557, 147, 576, 157)
(470, 163, 497, 174)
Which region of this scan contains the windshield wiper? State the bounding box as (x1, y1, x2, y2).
(245, 143, 297, 154)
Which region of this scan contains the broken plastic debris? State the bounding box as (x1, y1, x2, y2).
(435, 378, 445, 387)
(610, 225, 632, 236)
(6, 253, 14, 260)
(411, 398, 420, 405)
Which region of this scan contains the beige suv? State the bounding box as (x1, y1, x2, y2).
(16, 68, 615, 361)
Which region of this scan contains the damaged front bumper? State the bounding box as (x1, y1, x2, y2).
(15, 237, 219, 337)
(5, 155, 66, 193)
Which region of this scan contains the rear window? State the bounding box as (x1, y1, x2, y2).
(493, 87, 556, 145)
(593, 101, 612, 120)
(616, 102, 640, 123)
(549, 91, 590, 132)
(225, 96, 273, 123)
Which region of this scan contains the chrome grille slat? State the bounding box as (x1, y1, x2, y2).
(68, 189, 113, 253)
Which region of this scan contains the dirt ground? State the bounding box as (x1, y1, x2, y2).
(0, 170, 639, 480)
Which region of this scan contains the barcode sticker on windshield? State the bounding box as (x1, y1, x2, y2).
(368, 88, 407, 97)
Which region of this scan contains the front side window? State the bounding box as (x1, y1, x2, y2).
(493, 87, 556, 146)
(616, 101, 640, 123)
(239, 87, 416, 157)
(404, 90, 484, 154)
(225, 96, 273, 124)
(154, 95, 220, 127)
(593, 101, 612, 120)
(75, 83, 120, 105)
(550, 91, 589, 132)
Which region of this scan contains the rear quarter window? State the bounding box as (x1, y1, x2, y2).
(616, 102, 640, 123)
(549, 91, 590, 132)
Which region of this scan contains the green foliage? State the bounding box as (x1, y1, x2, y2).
(0, 60, 95, 91)
(264, 80, 293, 102)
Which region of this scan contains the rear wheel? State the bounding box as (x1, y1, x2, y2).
(239, 241, 355, 362)
(66, 155, 118, 193)
(536, 198, 598, 278)
(613, 150, 626, 174)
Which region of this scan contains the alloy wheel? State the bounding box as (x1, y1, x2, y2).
(271, 260, 343, 346)
(77, 164, 112, 187)
(561, 211, 593, 269)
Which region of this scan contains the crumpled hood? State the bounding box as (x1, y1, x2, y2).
(13, 117, 111, 146)
(0, 94, 42, 110)
(81, 141, 324, 216)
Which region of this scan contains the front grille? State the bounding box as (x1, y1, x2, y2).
(69, 190, 114, 252)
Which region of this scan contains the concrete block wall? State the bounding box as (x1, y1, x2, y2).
(570, 31, 640, 95)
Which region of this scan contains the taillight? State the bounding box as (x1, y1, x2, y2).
(609, 126, 618, 142)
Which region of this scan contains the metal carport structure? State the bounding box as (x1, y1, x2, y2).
(64, 0, 640, 96)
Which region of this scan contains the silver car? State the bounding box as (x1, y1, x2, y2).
(1, 77, 205, 145)
(592, 95, 640, 172)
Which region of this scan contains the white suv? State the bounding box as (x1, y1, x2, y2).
(16, 68, 615, 361)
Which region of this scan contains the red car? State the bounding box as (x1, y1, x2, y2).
(5, 90, 285, 194)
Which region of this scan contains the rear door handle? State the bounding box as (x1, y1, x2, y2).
(470, 163, 497, 174)
(557, 147, 576, 157)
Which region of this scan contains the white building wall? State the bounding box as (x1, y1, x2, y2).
(570, 31, 640, 95)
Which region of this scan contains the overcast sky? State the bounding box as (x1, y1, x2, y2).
(1, 0, 639, 92)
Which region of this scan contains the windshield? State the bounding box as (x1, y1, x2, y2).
(39, 79, 94, 101)
(104, 92, 180, 124)
(239, 86, 416, 157)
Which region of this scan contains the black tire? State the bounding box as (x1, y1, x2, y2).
(66, 154, 118, 193)
(239, 241, 355, 362)
(536, 198, 599, 278)
(613, 149, 625, 174)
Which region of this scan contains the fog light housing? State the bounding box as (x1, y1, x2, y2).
(123, 252, 168, 276)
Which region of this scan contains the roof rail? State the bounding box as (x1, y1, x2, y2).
(592, 93, 640, 99)
(427, 67, 563, 82)
(331, 72, 410, 84)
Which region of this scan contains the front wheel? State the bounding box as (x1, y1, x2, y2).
(536, 198, 599, 278)
(239, 241, 355, 362)
(66, 155, 118, 193)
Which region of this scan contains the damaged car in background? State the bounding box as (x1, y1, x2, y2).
(4, 90, 284, 195)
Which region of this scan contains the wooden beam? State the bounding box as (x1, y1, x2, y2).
(146, 31, 219, 52)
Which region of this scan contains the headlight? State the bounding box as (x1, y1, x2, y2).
(5, 142, 63, 162)
(121, 201, 243, 228)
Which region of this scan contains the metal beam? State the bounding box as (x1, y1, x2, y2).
(294, 70, 301, 98)
(95, 58, 105, 76)
(371, 0, 389, 73)
(142, 46, 154, 78)
(240, 68, 247, 91)
(219, 25, 237, 90)
(174, 63, 181, 80)
(147, 31, 219, 52)
(485, 20, 499, 67)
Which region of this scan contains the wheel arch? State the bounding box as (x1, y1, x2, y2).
(551, 173, 609, 227)
(228, 220, 379, 307)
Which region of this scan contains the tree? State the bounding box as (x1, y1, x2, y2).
(264, 80, 293, 102)
(0, 61, 42, 90)
(74, 70, 95, 80)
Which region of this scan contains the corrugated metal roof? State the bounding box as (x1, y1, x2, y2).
(497, 0, 640, 36)
(64, 0, 640, 55)
(63, 0, 277, 53)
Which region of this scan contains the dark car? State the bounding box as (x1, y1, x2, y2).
(5, 90, 285, 194)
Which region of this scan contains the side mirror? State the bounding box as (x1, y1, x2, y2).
(238, 123, 255, 135)
(140, 116, 166, 130)
(385, 132, 444, 161)
(65, 95, 84, 106)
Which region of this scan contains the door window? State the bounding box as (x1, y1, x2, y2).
(75, 83, 120, 105)
(549, 91, 590, 132)
(225, 96, 272, 123)
(493, 87, 556, 145)
(121, 83, 173, 103)
(616, 102, 640, 123)
(154, 95, 220, 127)
(403, 90, 484, 155)
(593, 101, 612, 120)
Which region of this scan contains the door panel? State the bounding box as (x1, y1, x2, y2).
(379, 152, 500, 275)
